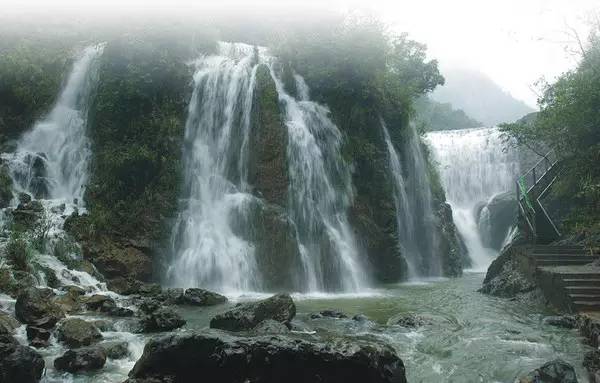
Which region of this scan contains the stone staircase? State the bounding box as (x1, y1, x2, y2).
(534, 245, 600, 311)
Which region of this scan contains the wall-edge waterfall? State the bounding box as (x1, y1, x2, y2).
(425, 127, 520, 270)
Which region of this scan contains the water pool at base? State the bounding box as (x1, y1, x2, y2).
(181, 272, 591, 383)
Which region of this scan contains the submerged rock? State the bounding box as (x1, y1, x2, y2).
(54, 346, 107, 373)
(310, 309, 348, 319)
(0, 339, 45, 383)
(177, 288, 227, 306)
(101, 341, 129, 359)
(542, 315, 577, 329)
(0, 310, 20, 334)
(56, 318, 103, 348)
(26, 325, 51, 348)
(210, 293, 295, 331)
(127, 329, 407, 383)
(15, 287, 65, 328)
(515, 359, 578, 383)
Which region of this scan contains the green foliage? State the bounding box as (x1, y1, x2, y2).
(86, 35, 206, 240)
(414, 97, 481, 131)
(6, 232, 31, 271)
(0, 39, 71, 143)
(273, 14, 443, 124)
(500, 24, 600, 233)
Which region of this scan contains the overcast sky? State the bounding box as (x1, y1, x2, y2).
(4, 0, 599, 108)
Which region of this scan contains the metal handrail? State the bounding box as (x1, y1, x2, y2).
(516, 149, 561, 243)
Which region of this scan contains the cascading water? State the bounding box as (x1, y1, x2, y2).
(167, 42, 261, 293)
(425, 127, 520, 270)
(382, 120, 441, 278)
(168, 42, 366, 293)
(3, 44, 104, 207)
(272, 69, 365, 292)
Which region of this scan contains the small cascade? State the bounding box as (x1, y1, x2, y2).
(0, 44, 106, 292)
(272, 70, 366, 292)
(3, 44, 104, 207)
(425, 127, 520, 270)
(382, 120, 441, 278)
(167, 42, 261, 293)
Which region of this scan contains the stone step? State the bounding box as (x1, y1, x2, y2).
(562, 278, 600, 286)
(535, 255, 596, 260)
(573, 301, 600, 311)
(566, 286, 600, 294)
(569, 294, 600, 302)
(558, 273, 600, 279)
(533, 249, 587, 255)
(537, 259, 595, 266)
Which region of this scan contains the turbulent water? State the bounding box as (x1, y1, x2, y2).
(425, 127, 520, 269)
(3, 44, 104, 207)
(168, 42, 365, 293)
(179, 274, 590, 383)
(382, 121, 440, 278)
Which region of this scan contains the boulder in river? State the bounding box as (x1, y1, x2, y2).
(0, 310, 20, 334)
(310, 309, 348, 319)
(126, 329, 407, 383)
(252, 319, 290, 335)
(137, 299, 186, 333)
(0, 337, 45, 383)
(210, 293, 295, 331)
(177, 288, 227, 306)
(515, 359, 578, 383)
(101, 341, 130, 359)
(26, 325, 51, 348)
(54, 346, 107, 373)
(56, 318, 103, 348)
(15, 287, 65, 327)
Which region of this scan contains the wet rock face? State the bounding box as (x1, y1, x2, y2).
(137, 299, 186, 333)
(210, 293, 296, 332)
(0, 337, 45, 383)
(515, 359, 578, 383)
(0, 164, 13, 208)
(101, 341, 130, 359)
(177, 288, 227, 306)
(56, 318, 103, 348)
(15, 287, 65, 327)
(0, 310, 20, 334)
(54, 346, 107, 373)
(480, 245, 536, 298)
(127, 329, 407, 383)
(478, 191, 517, 251)
(26, 326, 51, 348)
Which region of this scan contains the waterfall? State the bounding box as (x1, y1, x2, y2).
(382, 120, 441, 278)
(425, 127, 520, 270)
(168, 42, 366, 293)
(167, 42, 261, 293)
(272, 69, 366, 292)
(2, 44, 104, 207)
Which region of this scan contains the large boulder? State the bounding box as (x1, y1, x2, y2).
(177, 288, 227, 306)
(127, 330, 407, 383)
(26, 325, 51, 348)
(480, 245, 537, 298)
(137, 299, 186, 333)
(15, 287, 65, 327)
(54, 346, 107, 373)
(101, 341, 130, 360)
(478, 191, 517, 251)
(0, 340, 45, 383)
(210, 293, 295, 331)
(515, 359, 578, 383)
(56, 318, 103, 348)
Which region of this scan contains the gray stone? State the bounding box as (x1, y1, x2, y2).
(210, 294, 295, 332)
(56, 318, 102, 348)
(515, 359, 578, 383)
(54, 346, 107, 373)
